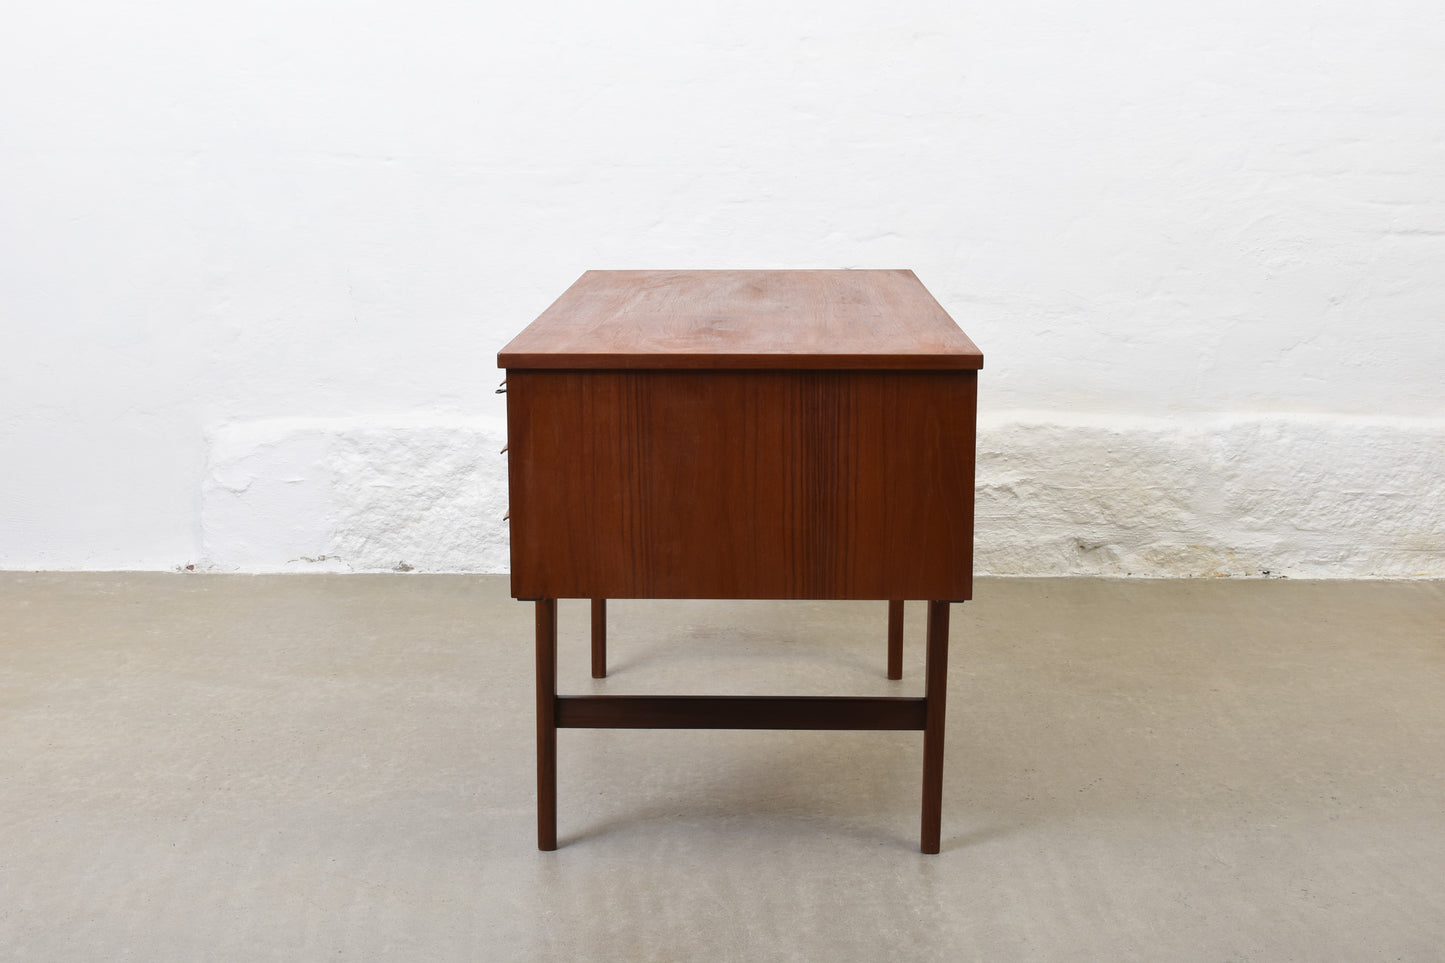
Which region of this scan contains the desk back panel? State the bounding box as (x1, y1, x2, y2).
(505, 369, 976, 601)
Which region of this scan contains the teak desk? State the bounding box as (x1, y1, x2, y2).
(498, 269, 982, 853)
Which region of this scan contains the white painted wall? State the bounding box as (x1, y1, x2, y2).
(3, 1, 1442, 575)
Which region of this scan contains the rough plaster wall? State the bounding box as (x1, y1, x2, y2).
(202, 418, 510, 573)
(976, 414, 1445, 578)
(3, 1, 1444, 574)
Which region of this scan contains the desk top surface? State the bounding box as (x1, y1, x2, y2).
(498, 269, 983, 370)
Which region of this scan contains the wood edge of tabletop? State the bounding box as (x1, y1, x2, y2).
(495, 351, 983, 371)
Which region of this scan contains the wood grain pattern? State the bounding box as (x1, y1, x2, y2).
(887, 599, 905, 680)
(920, 600, 950, 854)
(535, 598, 557, 851)
(554, 695, 927, 730)
(498, 270, 983, 370)
(505, 369, 977, 601)
(589, 598, 606, 679)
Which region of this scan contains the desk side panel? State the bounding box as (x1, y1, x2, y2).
(505, 370, 976, 601)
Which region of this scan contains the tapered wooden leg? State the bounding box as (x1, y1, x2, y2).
(591, 598, 607, 679)
(887, 600, 905, 680)
(536, 598, 558, 851)
(920, 600, 951, 854)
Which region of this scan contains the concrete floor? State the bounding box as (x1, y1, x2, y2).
(1, 575, 1442, 961)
